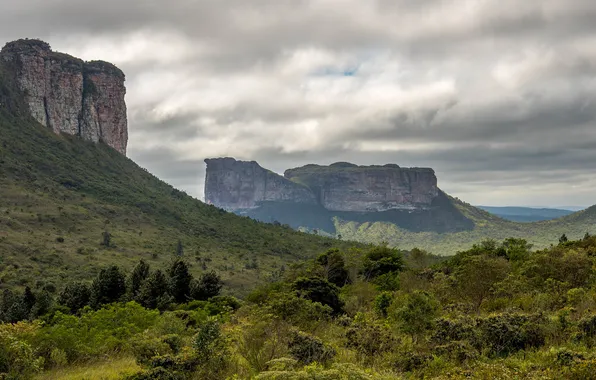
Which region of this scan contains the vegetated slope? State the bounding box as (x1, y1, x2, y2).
(242, 190, 475, 236)
(477, 206, 574, 222)
(337, 196, 596, 255)
(0, 69, 356, 295)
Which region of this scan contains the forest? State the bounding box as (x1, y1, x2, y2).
(3, 234, 596, 379)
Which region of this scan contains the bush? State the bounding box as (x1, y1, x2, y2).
(391, 291, 439, 337)
(374, 292, 393, 318)
(0, 322, 44, 378)
(477, 313, 546, 356)
(346, 317, 394, 360)
(394, 351, 432, 372)
(288, 330, 335, 365)
(292, 277, 344, 315)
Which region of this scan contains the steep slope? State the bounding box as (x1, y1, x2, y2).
(0, 60, 357, 295)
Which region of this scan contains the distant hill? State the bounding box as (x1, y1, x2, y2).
(337, 198, 596, 254)
(477, 206, 575, 222)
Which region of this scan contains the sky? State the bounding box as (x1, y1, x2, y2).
(1, 0, 596, 208)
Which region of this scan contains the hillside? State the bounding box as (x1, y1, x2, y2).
(337, 197, 596, 254)
(0, 64, 358, 295)
(477, 206, 574, 222)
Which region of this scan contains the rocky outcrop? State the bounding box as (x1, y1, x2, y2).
(204, 158, 318, 211)
(285, 162, 438, 212)
(204, 159, 439, 213)
(0, 39, 128, 154)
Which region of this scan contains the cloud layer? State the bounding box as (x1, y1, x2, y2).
(2, 0, 596, 207)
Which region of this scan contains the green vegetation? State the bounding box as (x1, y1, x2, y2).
(3, 237, 596, 378)
(336, 197, 596, 254)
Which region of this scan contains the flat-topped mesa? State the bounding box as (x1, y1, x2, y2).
(0, 39, 128, 154)
(284, 162, 439, 212)
(204, 158, 318, 211)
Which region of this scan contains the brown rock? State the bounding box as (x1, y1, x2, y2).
(0, 39, 128, 155)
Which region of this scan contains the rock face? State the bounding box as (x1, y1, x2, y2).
(204, 158, 318, 211)
(204, 159, 438, 212)
(285, 162, 438, 212)
(0, 39, 128, 154)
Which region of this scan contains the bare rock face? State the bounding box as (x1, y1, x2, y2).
(284, 162, 439, 212)
(81, 61, 128, 153)
(0, 39, 128, 155)
(204, 158, 318, 211)
(204, 158, 439, 213)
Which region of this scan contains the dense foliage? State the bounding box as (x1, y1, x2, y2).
(2, 236, 596, 378)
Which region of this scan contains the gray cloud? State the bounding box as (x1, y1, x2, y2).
(1, 0, 596, 207)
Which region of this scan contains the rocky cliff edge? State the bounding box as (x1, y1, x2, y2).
(205, 158, 439, 213)
(0, 39, 128, 155)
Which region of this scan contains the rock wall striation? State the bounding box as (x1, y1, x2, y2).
(205, 159, 439, 212)
(204, 158, 318, 211)
(0, 39, 128, 154)
(285, 162, 438, 212)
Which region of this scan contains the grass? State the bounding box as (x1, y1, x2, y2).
(34, 357, 140, 380)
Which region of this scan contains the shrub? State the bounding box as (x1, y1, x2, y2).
(0, 322, 44, 378)
(477, 313, 546, 356)
(362, 245, 405, 279)
(346, 318, 394, 360)
(292, 277, 344, 315)
(433, 341, 478, 363)
(394, 351, 432, 373)
(391, 291, 439, 338)
(288, 330, 335, 365)
(374, 292, 393, 318)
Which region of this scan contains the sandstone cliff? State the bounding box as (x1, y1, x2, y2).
(0, 39, 128, 154)
(204, 159, 439, 213)
(204, 158, 318, 211)
(285, 162, 438, 212)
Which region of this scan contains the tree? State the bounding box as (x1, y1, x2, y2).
(90, 265, 126, 308)
(191, 271, 223, 301)
(176, 240, 184, 257)
(138, 269, 171, 310)
(292, 277, 344, 315)
(30, 290, 53, 318)
(101, 231, 111, 247)
(453, 255, 510, 313)
(128, 259, 150, 300)
(58, 282, 91, 313)
(22, 287, 36, 316)
(362, 245, 405, 280)
(168, 259, 193, 303)
(501, 238, 532, 262)
(392, 291, 439, 339)
(316, 249, 350, 287)
(559, 234, 569, 244)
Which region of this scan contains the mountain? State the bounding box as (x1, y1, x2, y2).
(204, 158, 596, 254)
(0, 39, 358, 295)
(477, 206, 575, 222)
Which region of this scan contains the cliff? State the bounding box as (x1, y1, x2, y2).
(285, 162, 438, 212)
(0, 39, 127, 154)
(204, 158, 318, 211)
(205, 159, 439, 213)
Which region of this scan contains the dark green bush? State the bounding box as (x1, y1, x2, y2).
(288, 330, 335, 365)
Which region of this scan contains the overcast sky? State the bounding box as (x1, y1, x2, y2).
(2, 0, 596, 207)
